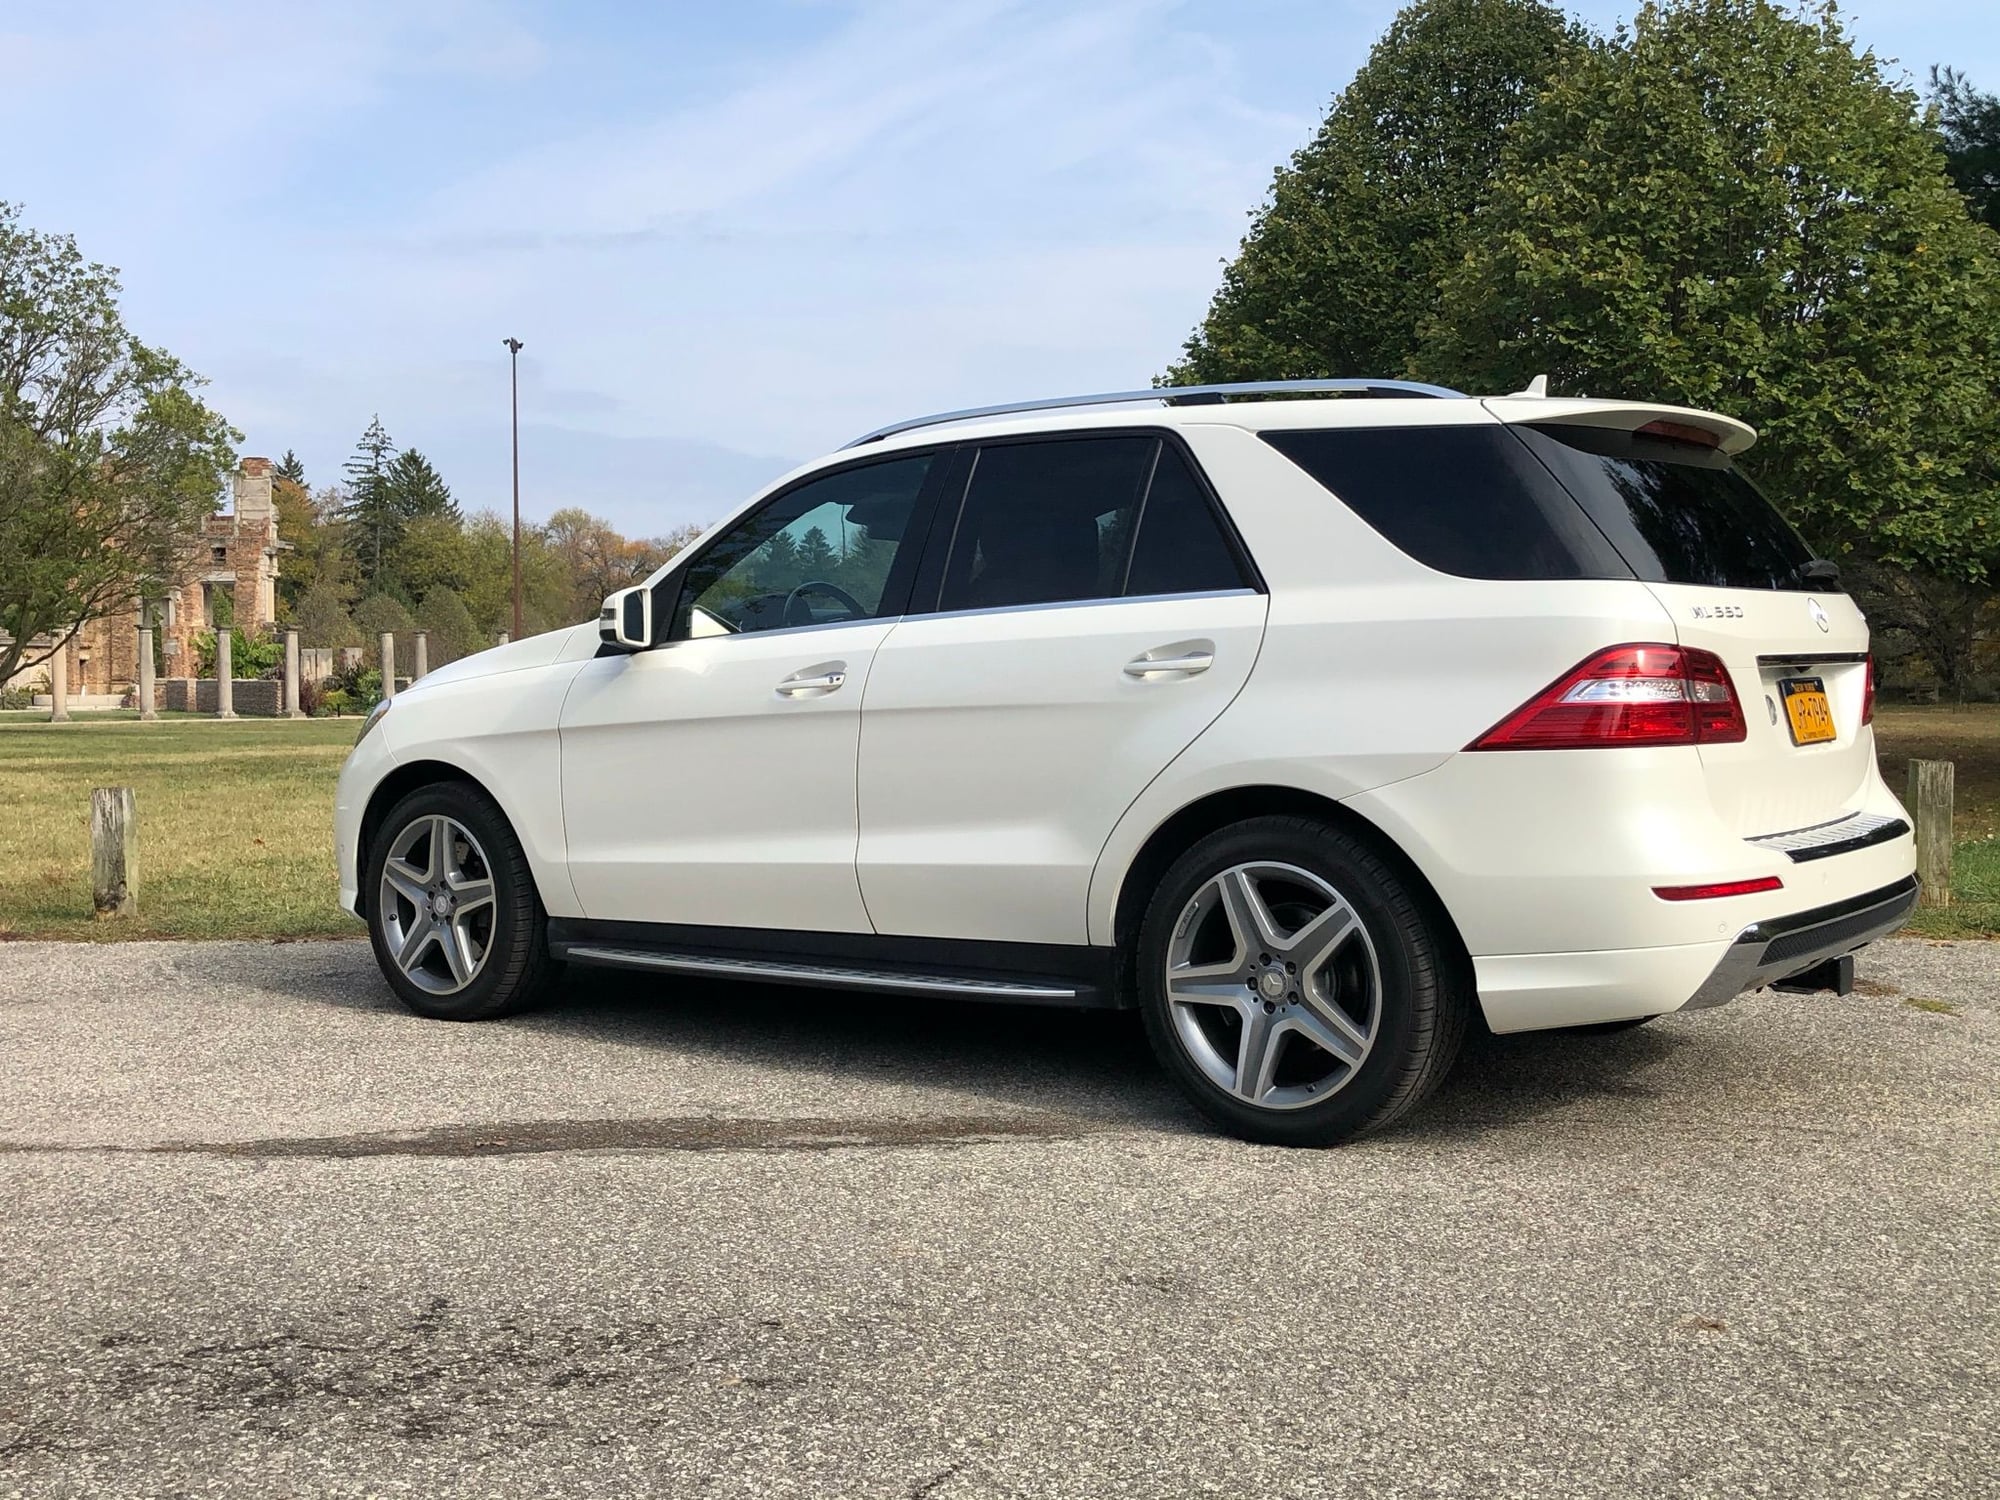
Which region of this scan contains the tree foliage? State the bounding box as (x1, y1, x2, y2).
(1167, 0, 1582, 384)
(1414, 0, 2000, 586)
(385, 447, 458, 523)
(1931, 66, 2000, 230)
(415, 586, 481, 667)
(0, 201, 237, 683)
(339, 415, 400, 585)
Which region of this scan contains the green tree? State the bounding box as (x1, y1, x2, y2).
(794, 526, 837, 576)
(1416, 0, 2000, 646)
(1931, 67, 2000, 231)
(274, 449, 307, 488)
(294, 579, 360, 649)
(1166, 0, 1582, 384)
(272, 478, 355, 616)
(339, 415, 399, 584)
(354, 592, 417, 673)
(395, 513, 470, 603)
(384, 447, 458, 523)
(415, 585, 482, 667)
(0, 201, 237, 684)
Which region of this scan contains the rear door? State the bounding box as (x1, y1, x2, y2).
(1512, 422, 1877, 836)
(856, 432, 1267, 944)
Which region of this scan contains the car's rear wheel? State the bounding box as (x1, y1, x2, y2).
(365, 782, 556, 1021)
(1136, 816, 1467, 1146)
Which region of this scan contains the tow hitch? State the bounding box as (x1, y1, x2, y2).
(1770, 953, 1856, 996)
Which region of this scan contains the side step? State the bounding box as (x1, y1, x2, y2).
(562, 946, 1100, 1007)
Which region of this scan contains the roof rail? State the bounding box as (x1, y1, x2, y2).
(844, 378, 1467, 447)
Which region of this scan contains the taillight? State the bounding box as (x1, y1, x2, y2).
(1861, 654, 1875, 726)
(1468, 644, 1747, 750)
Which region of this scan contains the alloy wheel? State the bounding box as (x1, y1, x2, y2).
(376, 814, 498, 996)
(1163, 860, 1381, 1110)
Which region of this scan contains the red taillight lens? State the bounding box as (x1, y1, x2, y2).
(1861, 654, 1875, 726)
(1653, 876, 1784, 901)
(1468, 644, 1747, 750)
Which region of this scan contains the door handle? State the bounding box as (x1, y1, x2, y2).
(776, 662, 848, 697)
(1124, 643, 1214, 678)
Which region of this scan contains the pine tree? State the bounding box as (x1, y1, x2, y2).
(340, 416, 400, 584)
(385, 448, 459, 523)
(794, 526, 837, 576)
(1932, 66, 2000, 230)
(274, 449, 307, 488)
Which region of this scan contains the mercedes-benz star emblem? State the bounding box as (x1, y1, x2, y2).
(1808, 597, 1830, 633)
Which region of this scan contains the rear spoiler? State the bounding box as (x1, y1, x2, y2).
(1481, 397, 1757, 455)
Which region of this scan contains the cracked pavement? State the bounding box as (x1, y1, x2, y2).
(0, 936, 1993, 1498)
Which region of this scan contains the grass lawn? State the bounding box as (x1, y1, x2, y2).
(0, 704, 1994, 943)
(0, 718, 361, 942)
(1872, 703, 2000, 938)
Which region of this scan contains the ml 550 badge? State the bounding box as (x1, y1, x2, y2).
(1690, 603, 1745, 620)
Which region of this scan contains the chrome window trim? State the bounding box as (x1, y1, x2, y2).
(912, 586, 1262, 628)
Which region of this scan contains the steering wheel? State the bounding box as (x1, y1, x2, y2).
(782, 580, 867, 628)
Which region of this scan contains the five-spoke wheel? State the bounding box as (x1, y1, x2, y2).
(1137, 815, 1466, 1146)
(365, 782, 556, 1020)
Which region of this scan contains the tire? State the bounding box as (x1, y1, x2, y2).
(363, 781, 557, 1021)
(1135, 815, 1468, 1147)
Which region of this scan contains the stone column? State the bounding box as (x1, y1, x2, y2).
(283, 629, 304, 718)
(413, 630, 429, 681)
(136, 618, 158, 722)
(215, 630, 236, 719)
(495, 630, 510, 647)
(49, 639, 69, 722)
(380, 632, 396, 699)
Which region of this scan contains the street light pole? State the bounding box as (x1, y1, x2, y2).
(503, 336, 524, 640)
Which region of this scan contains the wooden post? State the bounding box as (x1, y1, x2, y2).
(380, 632, 396, 699)
(136, 621, 158, 721)
(1908, 759, 1954, 908)
(48, 639, 69, 722)
(283, 628, 304, 718)
(215, 629, 236, 718)
(91, 787, 138, 918)
(413, 630, 429, 681)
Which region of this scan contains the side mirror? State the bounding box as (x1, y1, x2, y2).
(599, 586, 652, 651)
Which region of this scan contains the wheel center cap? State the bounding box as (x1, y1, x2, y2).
(1257, 967, 1288, 1001)
(430, 891, 453, 918)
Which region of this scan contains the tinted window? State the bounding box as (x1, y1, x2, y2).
(1260, 426, 1631, 581)
(1512, 425, 1819, 591)
(669, 453, 933, 639)
(938, 438, 1155, 612)
(1125, 443, 1251, 597)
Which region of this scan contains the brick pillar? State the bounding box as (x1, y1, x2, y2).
(215, 630, 236, 718)
(413, 630, 429, 681)
(49, 639, 69, 722)
(283, 629, 303, 718)
(380, 632, 396, 699)
(136, 622, 158, 722)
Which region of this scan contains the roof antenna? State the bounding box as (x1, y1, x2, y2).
(1513, 374, 1550, 398)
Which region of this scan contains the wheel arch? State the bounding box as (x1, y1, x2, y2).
(1107, 785, 1472, 976)
(355, 760, 503, 920)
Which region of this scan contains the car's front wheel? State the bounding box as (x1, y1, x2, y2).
(364, 782, 556, 1021)
(1136, 816, 1467, 1146)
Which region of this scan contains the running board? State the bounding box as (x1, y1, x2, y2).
(562, 946, 1095, 1006)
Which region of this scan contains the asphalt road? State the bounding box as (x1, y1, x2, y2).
(0, 936, 1993, 1500)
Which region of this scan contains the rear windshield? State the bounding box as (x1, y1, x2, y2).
(1513, 424, 1818, 592)
(1260, 421, 1821, 591)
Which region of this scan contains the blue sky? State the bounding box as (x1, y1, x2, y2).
(2, 0, 1993, 536)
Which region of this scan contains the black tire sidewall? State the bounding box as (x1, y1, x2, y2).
(364, 783, 545, 1021)
(1135, 817, 1439, 1146)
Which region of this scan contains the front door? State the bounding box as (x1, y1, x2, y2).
(857, 433, 1268, 944)
(560, 449, 942, 932)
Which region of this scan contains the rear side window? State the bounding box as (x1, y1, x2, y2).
(1511, 424, 1818, 592)
(1260, 426, 1632, 581)
(935, 436, 1250, 613)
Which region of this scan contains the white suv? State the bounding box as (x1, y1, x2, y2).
(334, 379, 1918, 1145)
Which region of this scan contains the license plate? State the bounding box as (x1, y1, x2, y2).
(1779, 677, 1836, 745)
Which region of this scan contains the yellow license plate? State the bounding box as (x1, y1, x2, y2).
(1780, 677, 1836, 745)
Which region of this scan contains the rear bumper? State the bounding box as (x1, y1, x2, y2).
(1682, 874, 1918, 1010)
(1473, 875, 1918, 1032)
